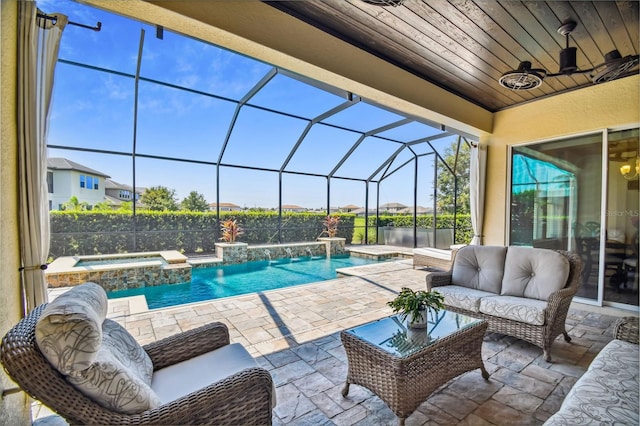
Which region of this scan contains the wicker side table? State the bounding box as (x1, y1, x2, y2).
(341, 312, 489, 425)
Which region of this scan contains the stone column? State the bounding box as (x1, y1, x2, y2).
(215, 242, 248, 264)
(317, 237, 346, 258)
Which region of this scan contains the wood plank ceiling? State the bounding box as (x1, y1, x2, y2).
(265, 0, 639, 112)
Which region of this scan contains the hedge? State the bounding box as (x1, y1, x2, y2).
(49, 211, 355, 258)
(49, 211, 472, 259)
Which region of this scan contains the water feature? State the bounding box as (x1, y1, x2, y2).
(264, 249, 271, 262)
(285, 247, 293, 258)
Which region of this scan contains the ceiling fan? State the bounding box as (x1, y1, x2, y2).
(499, 20, 639, 91)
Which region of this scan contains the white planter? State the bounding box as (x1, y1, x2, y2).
(406, 309, 428, 329)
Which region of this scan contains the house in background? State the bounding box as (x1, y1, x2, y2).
(282, 204, 306, 213)
(47, 158, 110, 211)
(379, 202, 407, 214)
(104, 179, 145, 209)
(209, 202, 242, 212)
(398, 206, 433, 215)
(339, 204, 361, 213)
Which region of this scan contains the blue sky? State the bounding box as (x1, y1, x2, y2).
(39, 0, 453, 209)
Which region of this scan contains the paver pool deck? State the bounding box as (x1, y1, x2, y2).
(38, 246, 636, 425)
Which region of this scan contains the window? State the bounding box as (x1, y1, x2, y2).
(86, 176, 93, 190)
(80, 175, 85, 188)
(119, 190, 132, 200)
(47, 172, 53, 193)
(94, 178, 99, 190)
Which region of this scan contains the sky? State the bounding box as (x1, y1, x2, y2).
(38, 0, 459, 209)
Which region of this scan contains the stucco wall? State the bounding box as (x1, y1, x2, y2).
(481, 75, 640, 245)
(1, 1, 31, 424)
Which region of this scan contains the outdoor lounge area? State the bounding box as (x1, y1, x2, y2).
(2, 1, 639, 425)
(24, 258, 636, 425)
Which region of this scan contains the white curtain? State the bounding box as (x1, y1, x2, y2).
(469, 143, 487, 246)
(18, 2, 67, 313)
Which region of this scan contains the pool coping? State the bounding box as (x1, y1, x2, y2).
(46, 250, 188, 273)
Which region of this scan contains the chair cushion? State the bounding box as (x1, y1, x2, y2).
(151, 342, 275, 407)
(479, 295, 547, 326)
(451, 245, 507, 293)
(436, 285, 495, 313)
(544, 339, 639, 425)
(501, 247, 569, 301)
(35, 282, 107, 374)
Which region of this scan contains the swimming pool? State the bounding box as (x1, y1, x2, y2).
(107, 255, 384, 309)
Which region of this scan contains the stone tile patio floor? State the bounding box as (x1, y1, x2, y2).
(35, 257, 637, 425)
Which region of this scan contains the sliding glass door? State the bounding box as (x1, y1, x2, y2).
(604, 128, 639, 306)
(510, 128, 639, 308)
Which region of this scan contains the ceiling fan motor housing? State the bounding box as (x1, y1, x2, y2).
(558, 47, 578, 74)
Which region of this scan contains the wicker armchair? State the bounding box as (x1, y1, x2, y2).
(1, 304, 274, 425)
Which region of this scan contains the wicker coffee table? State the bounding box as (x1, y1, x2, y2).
(341, 310, 489, 425)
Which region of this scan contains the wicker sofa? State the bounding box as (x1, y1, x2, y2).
(426, 245, 582, 361)
(544, 316, 639, 425)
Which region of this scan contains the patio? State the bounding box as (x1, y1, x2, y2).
(34, 252, 629, 425)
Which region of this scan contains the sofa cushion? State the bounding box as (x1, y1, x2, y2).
(35, 282, 107, 374)
(480, 296, 547, 326)
(151, 342, 276, 407)
(501, 247, 570, 301)
(451, 245, 507, 294)
(544, 339, 639, 425)
(436, 285, 496, 313)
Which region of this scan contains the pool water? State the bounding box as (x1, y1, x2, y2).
(108, 255, 383, 309)
(77, 256, 166, 267)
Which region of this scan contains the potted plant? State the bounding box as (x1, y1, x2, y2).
(219, 218, 243, 243)
(322, 215, 340, 237)
(387, 287, 445, 328)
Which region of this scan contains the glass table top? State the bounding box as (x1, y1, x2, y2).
(345, 310, 482, 357)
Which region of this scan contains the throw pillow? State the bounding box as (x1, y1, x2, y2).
(66, 343, 161, 414)
(35, 282, 107, 374)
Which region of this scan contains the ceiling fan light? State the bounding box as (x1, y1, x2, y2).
(591, 50, 640, 84)
(498, 61, 545, 90)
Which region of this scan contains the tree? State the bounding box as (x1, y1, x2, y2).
(117, 201, 133, 212)
(434, 140, 470, 214)
(62, 196, 89, 211)
(92, 200, 113, 211)
(180, 191, 209, 212)
(140, 186, 178, 211)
